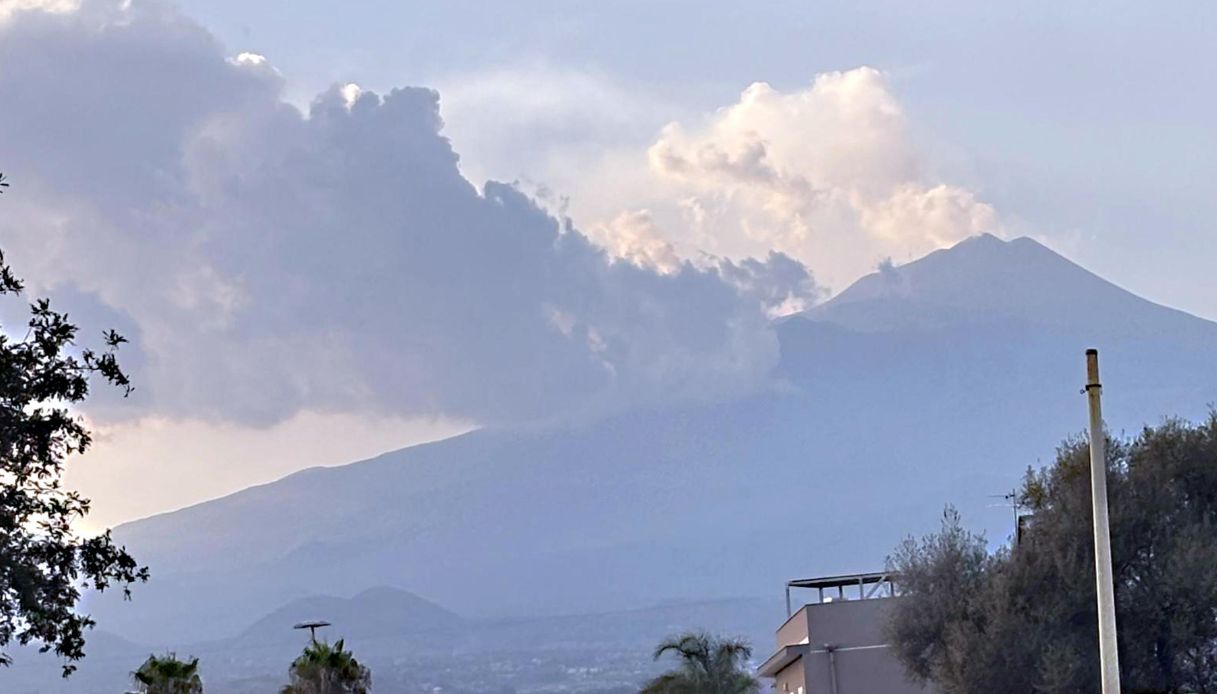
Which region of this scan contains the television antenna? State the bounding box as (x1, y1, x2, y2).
(293, 620, 331, 643)
(987, 488, 1022, 542)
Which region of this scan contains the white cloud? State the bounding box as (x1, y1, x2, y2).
(640, 68, 1001, 291)
(227, 50, 282, 82)
(230, 51, 267, 67)
(589, 210, 682, 274)
(860, 183, 998, 249)
(339, 82, 362, 109)
(438, 66, 1001, 294)
(0, 0, 78, 23)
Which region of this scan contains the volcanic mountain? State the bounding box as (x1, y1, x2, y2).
(91, 234, 1217, 644)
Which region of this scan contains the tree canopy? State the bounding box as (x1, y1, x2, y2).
(887, 415, 1217, 693)
(0, 173, 147, 674)
(282, 639, 371, 694)
(640, 631, 760, 694)
(132, 653, 204, 694)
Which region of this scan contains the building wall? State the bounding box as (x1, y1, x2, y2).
(803, 598, 892, 648)
(774, 657, 806, 694)
(800, 644, 922, 694)
(771, 598, 929, 694)
(777, 608, 811, 647)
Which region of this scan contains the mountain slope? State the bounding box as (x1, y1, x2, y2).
(93, 235, 1217, 644)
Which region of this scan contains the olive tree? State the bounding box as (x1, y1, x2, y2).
(887, 416, 1217, 693)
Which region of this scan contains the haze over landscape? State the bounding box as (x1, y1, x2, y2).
(1, 1, 1215, 693)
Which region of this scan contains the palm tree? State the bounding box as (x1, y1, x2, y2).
(640, 632, 760, 694)
(131, 653, 203, 694)
(282, 638, 371, 694)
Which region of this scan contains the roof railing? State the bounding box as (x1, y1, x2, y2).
(784, 571, 898, 616)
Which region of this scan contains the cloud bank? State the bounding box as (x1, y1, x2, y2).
(645, 68, 999, 285)
(508, 67, 1000, 293)
(0, 0, 815, 426)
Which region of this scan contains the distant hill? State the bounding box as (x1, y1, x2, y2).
(86, 235, 1217, 650)
(234, 586, 464, 646)
(7, 592, 776, 693)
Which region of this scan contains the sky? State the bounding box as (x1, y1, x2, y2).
(0, 0, 1214, 529)
(169, 0, 1217, 309)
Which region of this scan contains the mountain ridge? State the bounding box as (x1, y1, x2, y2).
(110, 234, 1217, 540)
(92, 234, 1217, 646)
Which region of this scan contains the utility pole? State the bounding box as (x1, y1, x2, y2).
(1085, 349, 1121, 694)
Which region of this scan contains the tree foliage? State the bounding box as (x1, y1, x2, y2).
(887, 416, 1217, 693)
(640, 631, 760, 694)
(0, 173, 147, 674)
(132, 653, 204, 694)
(282, 639, 371, 694)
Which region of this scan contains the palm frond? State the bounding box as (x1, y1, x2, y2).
(647, 632, 760, 694)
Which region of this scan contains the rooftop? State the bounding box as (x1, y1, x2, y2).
(784, 571, 897, 616)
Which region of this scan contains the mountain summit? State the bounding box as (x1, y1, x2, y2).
(93, 237, 1217, 646)
(809, 234, 1213, 336)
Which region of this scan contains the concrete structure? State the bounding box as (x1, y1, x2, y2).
(758, 572, 928, 694)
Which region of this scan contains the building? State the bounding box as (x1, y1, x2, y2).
(757, 572, 929, 694)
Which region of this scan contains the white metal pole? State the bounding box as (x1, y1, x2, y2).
(1085, 349, 1121, 694)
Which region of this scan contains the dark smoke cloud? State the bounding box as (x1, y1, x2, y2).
(0, 0, 818, 425)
